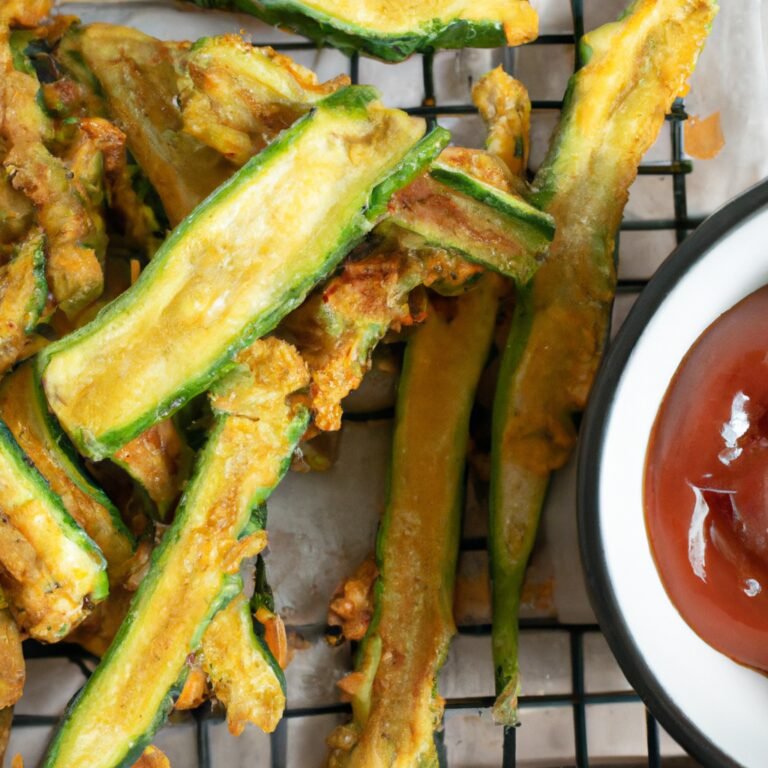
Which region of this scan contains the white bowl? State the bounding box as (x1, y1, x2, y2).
(579, 179, 768, 768)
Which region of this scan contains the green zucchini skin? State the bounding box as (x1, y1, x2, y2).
(188, 0, 536, 62)
(429, 162, 554, 240)
(488, 282, 546, 724)
(365, 127, 449, 222)
(388, 163, 552, 283)
(40, 87, 438, 461)
(0, 420, 108, 641)
(249, 554, 286, 689)
(41, 340, 310, 768)
(328, 277, 499, 767)
(489, 0, 718, 724)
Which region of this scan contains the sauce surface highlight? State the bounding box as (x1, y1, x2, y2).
(645, 284, 768, 671)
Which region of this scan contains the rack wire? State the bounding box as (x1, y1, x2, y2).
(13, 1, 698, 765)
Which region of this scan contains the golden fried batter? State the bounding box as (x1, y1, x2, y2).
(180, 36, 348, 166)
(328, 556, 378, 642)
(472, 67, 531, 177)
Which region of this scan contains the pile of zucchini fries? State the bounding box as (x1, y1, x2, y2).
(0, 0, 716, 766)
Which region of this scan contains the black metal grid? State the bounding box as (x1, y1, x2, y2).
(12, 1, 698, 765)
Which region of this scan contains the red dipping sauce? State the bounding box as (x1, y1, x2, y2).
(646, 285, 768, 672)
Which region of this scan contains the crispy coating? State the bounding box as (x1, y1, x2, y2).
(0, 228, 46, 376)
(0, 0, 52, 27)
(0, 512, 95, 641)
(472, 67, 531, 177)
(0, 25, 105, 316)
(114, 419, 192, 522)
(0, 142, 34, 259)
(175, 665, 209, 711)
(79, 117, 162, 260)
(327, 557, 377, 642)
(200, 594, 286, 735)
(180, 36, 348, 166)
(130, 746, 170, 768)
(280, 231, 481, 432)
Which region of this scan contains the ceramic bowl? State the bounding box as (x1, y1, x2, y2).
(579, 179, 768, 768)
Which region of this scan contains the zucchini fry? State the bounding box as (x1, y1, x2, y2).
(488, 0, 717, 724)
(41, 86, 436, 460)
(0, 360, 135, 583)
(60, 24, 231, 227)
(327, 277, 500, 767)
(200, 593, 286, 735)
(188, 0, 539, 62)
(471, 68, 538, 724)
(388, 151, 553, 280)
(0, 420, 107, 641)
(41, 338, 309, 768)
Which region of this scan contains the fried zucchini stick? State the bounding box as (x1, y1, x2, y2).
(486, 0, 718, 724)
(327, 277, 501, 767)
(0, 360, 135, 583)
(42, 338, 309, 767)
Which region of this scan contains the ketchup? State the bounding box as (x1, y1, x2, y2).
(645, 284, 768, 671)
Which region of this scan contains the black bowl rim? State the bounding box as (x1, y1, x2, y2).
(578, 177, 768, 768)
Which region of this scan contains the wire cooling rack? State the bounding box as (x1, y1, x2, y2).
(13, 1, 703, 765)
